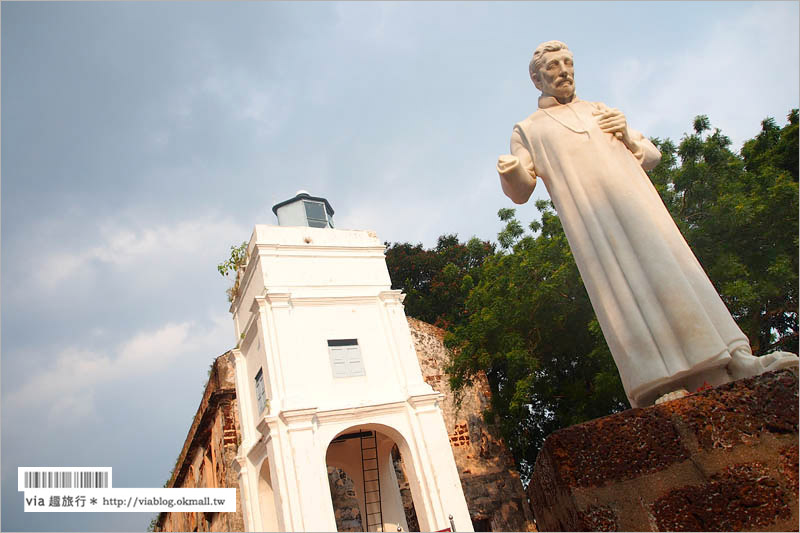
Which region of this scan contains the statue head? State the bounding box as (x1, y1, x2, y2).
(529, 40, 575, 103)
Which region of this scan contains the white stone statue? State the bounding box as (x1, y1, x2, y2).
(497, 40, 797, 407)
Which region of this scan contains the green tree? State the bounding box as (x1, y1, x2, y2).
(384, 235, 495, 329)
(446, 203, 626, 478)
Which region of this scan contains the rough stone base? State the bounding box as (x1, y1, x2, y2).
(528, 369, 799, 532)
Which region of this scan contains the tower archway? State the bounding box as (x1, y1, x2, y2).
(325, 424, 421, 532)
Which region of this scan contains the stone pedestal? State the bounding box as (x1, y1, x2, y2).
(528, 369, 798, 532)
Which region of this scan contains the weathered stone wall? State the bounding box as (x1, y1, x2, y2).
(155, 352, 245, 532)
(528, 368, 799, 532)
(408, 318, 536, 532)
(328, 466, 364, 532)
(391, 444, 421, 532)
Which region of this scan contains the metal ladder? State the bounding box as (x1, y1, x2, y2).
(361, 431, 383, 531)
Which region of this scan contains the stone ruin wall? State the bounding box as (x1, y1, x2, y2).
(407, 318, 536, 532)
(528, 368, 799, 532)
(155, 352, 245, 532)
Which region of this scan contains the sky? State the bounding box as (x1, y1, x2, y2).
(1, 1, 798, 531)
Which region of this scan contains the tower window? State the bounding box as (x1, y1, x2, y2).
(255, 368, 268, 413)
(304, 200, 329, 228)
(328, 339, 365, 378)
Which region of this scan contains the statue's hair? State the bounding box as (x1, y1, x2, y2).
(529, 40, 571, 83)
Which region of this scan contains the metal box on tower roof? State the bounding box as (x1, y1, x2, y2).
(272, 190, 335, 228)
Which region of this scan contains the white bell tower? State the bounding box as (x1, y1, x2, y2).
(229, 192, 473, 532)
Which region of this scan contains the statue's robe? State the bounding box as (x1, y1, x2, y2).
(500, 95, 749, 407)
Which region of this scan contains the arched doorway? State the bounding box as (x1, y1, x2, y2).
(258, 458, 279, 531)
(325, 426, 421, 532)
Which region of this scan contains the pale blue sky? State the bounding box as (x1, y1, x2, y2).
(2, 2, 798, 531)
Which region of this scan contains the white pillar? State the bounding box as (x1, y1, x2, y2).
(280, 409, 338, 531)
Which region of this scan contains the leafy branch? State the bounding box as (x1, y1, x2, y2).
(217, 241, 248, 303)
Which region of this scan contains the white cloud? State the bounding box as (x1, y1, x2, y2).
(34, 214, 248, 289)
(117, 321, 192, 368)
(3, 314, 231, 424)
(167, 67, 293, 139)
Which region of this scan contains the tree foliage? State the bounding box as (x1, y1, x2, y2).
(217, 241, 248, 302)
(384, 235, 495, 329)
(446, 201, 627, 479)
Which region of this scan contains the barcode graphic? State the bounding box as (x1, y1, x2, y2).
(23, 471, 109, 489)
